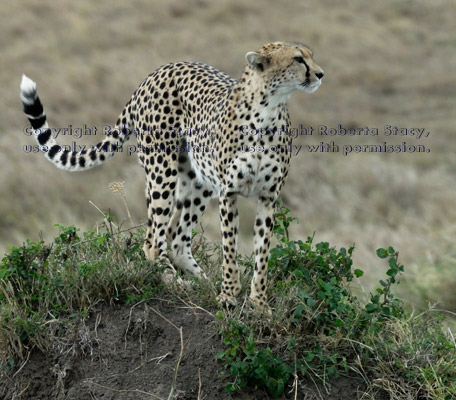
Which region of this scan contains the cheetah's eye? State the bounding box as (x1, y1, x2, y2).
(294, 56, 305, 64)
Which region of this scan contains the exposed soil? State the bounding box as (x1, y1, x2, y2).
(0, 299, 375, 400)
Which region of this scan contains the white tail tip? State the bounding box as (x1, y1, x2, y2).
(20, 74, 37, 104)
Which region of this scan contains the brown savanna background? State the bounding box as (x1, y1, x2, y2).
(1, 0, 455, 310)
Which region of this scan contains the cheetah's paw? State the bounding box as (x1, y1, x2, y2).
(216, 293, 238, 308)
(249, 295, 272, 317)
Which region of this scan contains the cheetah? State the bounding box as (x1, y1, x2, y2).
(20, 41, 324, 310)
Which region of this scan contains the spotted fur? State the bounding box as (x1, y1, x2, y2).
(20, 41, 324, 310)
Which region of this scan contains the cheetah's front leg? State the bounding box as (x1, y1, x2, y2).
(250, 197, 275, 313)
(216, 193, 241, 306)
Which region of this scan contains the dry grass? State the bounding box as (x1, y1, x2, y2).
(1, 0, 456, 309)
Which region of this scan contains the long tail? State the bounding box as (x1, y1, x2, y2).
(20, 75, 133, 171)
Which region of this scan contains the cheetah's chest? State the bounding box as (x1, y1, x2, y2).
(227, 152, 284, 198)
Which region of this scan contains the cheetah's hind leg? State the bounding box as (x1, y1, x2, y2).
(142, 154, 190, 286)
(166, 154, 214, 279)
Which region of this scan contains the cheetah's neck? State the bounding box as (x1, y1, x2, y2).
(230, 68, 290, 127)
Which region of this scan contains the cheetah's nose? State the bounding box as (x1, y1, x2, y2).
(315, 72, 325, 80)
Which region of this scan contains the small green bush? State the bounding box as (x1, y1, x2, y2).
(216, 201, 455, 399)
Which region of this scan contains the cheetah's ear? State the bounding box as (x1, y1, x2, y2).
(245, 52, 270, 72)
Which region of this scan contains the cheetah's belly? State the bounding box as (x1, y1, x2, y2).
(188, 148, 221, 195)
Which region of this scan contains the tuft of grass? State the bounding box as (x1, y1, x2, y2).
(0, 220, 163, 365)
(405, 248, 456, 313)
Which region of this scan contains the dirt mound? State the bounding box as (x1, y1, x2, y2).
(1, 299, 368, 400)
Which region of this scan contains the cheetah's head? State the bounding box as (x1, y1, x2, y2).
(245, 41, 324, 97)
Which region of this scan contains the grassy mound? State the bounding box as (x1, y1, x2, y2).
(1, 204, 455, 399)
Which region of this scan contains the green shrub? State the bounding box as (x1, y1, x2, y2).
(216, 201, 455, 399)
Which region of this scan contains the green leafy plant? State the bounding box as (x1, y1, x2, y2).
(216, 201, 416, 397)
(217, 318, 293, 397)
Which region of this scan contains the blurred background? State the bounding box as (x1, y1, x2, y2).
(1, 0, 455, 311)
